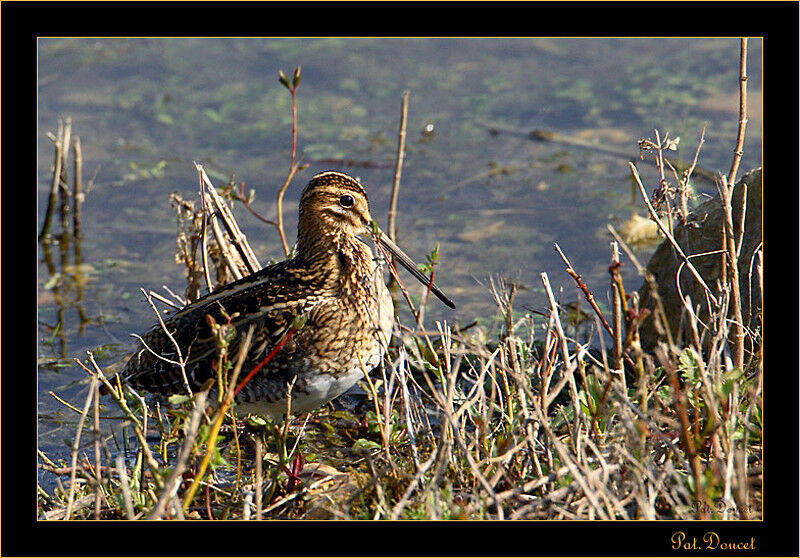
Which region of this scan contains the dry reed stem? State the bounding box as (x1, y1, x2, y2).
(199, 178, 217, 292)
(58, 118, 73, 233)
(728, 38, 748, 185)
(610, 242, 624, 375)
(40, 131, 63, 240)
(716, 175, 746, 371)
(196, 162, 261, 276)
(72, 136, 83, 238)
(115, 456, 136, 519)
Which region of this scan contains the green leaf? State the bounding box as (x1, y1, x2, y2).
(168, 394, 191, 405)
(352, 438, 381, 452)
(292, 313, 308, 330)
(204, 108, 223, 123)
(243, 415, 269, 428)
(219, 323, 237, 346)
(43, 273, 62, 290)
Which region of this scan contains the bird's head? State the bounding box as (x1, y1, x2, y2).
(297, 171, 455, 309)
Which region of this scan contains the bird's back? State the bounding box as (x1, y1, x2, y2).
(120, 258, 324, 397)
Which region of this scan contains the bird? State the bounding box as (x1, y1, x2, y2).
(105, 170, 455, 418)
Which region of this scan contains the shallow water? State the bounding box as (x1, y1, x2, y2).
(37, 38, 762, 478)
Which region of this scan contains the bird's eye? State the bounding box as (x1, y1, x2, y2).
(339, 194, 354, 208)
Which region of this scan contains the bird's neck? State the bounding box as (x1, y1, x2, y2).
(295, 228, 375, 290)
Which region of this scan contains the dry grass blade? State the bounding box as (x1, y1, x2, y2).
(115, 456, 136, 520)
(148, 388, 210, 519)
(64, 374, 98, 520)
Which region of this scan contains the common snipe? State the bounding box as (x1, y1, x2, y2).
(109, 171, 455, 417)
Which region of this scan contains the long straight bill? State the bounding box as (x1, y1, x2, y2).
(376, 232, 456, 309)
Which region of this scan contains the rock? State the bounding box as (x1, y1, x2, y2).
(300, 462, 357, 519)
(638, 168, 762, 352)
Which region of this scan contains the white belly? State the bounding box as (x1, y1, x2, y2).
(234, 366, 366, 419)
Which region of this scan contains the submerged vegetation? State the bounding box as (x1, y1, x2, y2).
(37, 42, 761, 521)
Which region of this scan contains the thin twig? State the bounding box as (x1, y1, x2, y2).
(78, 354, 165, 491)
(64, 374, 98, 520)
(182, 325, 262, 512)
(138, 288, 192, 395)
(655, 345, 707, 518)
(92, 379, 102, 519)
(554, 243, 636, 371)
(232, 180, 279, 227)
(387, 91, 410, 242)
(554, 243, 614, 337)
(276, 67, 305, 257)
(276, 166, 301, 257)
(629, 161, 718, 307)
(540, 272, 581, 441)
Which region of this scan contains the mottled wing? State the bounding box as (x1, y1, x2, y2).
(121, 261, 322, 395)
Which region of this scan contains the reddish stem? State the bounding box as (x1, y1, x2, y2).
(235, 182, 278, 227)
(234, 327, 298, 398)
